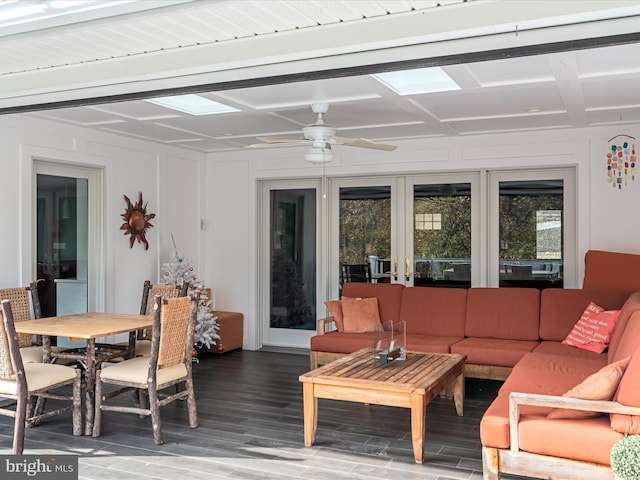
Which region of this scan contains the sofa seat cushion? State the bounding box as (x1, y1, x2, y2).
(539, 288, 631, 342)
(465, 288, 540, 340)
(399, 286, 467, 336)
(519, 415, 622, 466)
(480, 393, 550, 448)
(500, 352, 605, 396)
(450, 338, 538, 367)
(533, 341, 608, 361)
(310, 332, 373, 355)
(405, 334, 464, 354)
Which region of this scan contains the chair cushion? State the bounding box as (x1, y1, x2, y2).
(0, 363, 77, 395)
(20, 345, 68, 364)
(134, 339, 151, 357)
(99, 356, 187, 387)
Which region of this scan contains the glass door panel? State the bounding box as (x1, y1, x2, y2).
(413, 183, 472, 288)
(339, 185, 392, 287)
(269, 188, 316, 330)
(498, 179, 564, 289)
(36, 174, 88, 319)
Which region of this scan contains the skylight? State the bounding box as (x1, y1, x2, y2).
(371, 67, 460, 95)
(145, 95, 240, 116)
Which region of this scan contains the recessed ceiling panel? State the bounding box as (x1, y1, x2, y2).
(582, 75, 640, 109)
(450, 113, 570, 135)
(160, 113, 301, 138)
(101, 122, 205, 143)
(466, 55, 555, 87)
(412, 84, 565, 121)
(30, 108, 126, 126)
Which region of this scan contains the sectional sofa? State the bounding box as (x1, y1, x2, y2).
(310, 273, 640, 478)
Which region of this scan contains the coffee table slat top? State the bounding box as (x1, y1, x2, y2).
(299, 348, 465, 393)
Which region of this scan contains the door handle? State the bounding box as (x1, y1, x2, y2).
(393, 257, 398, 281)
(405, 257, 412, 281)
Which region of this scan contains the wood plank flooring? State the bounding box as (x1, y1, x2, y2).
(0, 350, 527, 479)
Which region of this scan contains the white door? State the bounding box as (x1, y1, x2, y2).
(34, 162, 103, 328)
(260, 179, 323, 349)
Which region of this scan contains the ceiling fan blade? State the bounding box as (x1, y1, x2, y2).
(256, 136, 309, 144)
(332, 136, 397, 151)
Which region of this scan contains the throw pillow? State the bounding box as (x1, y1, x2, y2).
(562, 301, 621, 353)
(341, 296, 382, 333)
(324, 300, 344, 332)
(547, 356, 631, 419)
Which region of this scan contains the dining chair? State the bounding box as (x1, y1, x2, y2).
(0, 299, 82, 454)
(511, 265, 533, 280)
(93, 293, 199, 445)
(340, 263, 372, 284)
(0, 282, 67, 364)
(133, 280, 189, 357)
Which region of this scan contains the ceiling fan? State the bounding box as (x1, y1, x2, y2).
(251, 103, 397, 163)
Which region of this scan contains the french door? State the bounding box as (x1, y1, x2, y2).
(329, 174, 479, 297)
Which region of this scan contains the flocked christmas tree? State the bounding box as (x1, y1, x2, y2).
(162, 236, 219, 349)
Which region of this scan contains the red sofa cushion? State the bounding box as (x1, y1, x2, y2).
(451, 338, 538, 367)
(583, 249, 640, 291)
(398, 286, 466, 336)
(539, 288, 630, 341)
(465, 288, 540, 340)
(341, 283, 404, 324)
(519, 415, 622, 466)
(310, 331, 373, 354)
(611, 351, 640, 434)
(608, 291, 640, 363)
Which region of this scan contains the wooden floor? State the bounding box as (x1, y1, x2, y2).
(0, 350, 526, 480)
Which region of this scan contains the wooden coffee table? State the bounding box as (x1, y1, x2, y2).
(299, 348, 466, 463)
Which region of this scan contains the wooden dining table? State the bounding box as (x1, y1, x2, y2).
(14, 312, 152, 435)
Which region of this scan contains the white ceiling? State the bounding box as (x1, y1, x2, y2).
(3, 0, 640, 153)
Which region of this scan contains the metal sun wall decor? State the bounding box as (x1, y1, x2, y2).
(120, 192, 155, 250)
(607, 134, 637, 190)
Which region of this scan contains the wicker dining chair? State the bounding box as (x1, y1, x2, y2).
(133, 280, 189, 357)
(93, 293, 199, 445)
(0, 282, 67, 364)
(0, 299, 82, 454)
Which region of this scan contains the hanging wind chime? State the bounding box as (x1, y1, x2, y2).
(607, 135, 636, 190)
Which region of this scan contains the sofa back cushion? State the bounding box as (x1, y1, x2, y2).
(539, 289, 631, 341)
(465, 288, 540, 340)
(609, 308, 640, 364)
(611, 351, 640, 434)
(608, 291, 640, 363)
(341, 283, 404, 324)
(399, 286, 467, 336)
(583, 250, 640, 291)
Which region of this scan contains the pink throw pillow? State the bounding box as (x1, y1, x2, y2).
(341, 296, 382, 333)
(324, 300, 344, 332)
(547, 356, 631, 419)
(562, 301, 621, 353)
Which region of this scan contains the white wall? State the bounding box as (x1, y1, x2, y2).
(0, 114, 205, 316)
(206, 122, 640, 350)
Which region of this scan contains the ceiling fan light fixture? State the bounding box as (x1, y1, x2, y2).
(305, 146, 333, 164)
